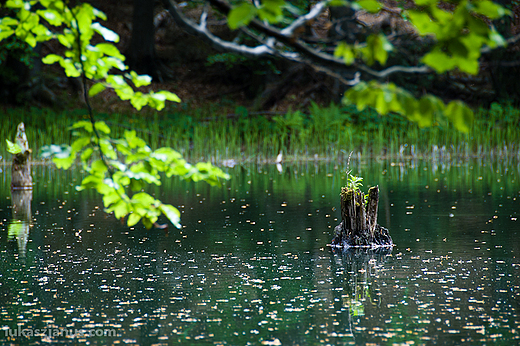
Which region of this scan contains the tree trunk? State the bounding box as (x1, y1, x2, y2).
(126, 0, 162, 80)
(332, 185, 393, 248)
(11, 150, 32, 190)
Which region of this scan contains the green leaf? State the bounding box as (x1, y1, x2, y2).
(356, 0, 382, 13)
(42, 53, 62, 64)
(159, 204, 181, 229)
(414, 0, 436, 5)
(228, 2, 257, 29)
(126, 213, 141, 227)
(155, 90, 181, 103)
(0, 29, 15, 41)
(472, 1, 510, 20)
(334, 41, 355, 65)
(406, 10, 439, 36)
(91, 159, 108, 174)
(88, 82, 106, 97)
(445, 100, 473, 133)
(142, 217, 153, 229)
(6, 139, 22, 154)
(71, 136, 91, 152)
(128, 71, 152, 87)
(37, 9, 64, 26)
(124, 130, 146, 149)
(258, 0, 284, 23)
(80, 147, 94, 162)
(100, 139, 117, 159)
(102, 190, 121, 208)
(131, 192, 156, 207)
(106, 199, 130, 219)
(70, 120, 93, 133)
(129, 178, 145, 192)
(364, 34, 392, 65)
(422, 48, 454, 73)
(91, 22, 119, 42)
(5, 0, 25, 8)
(95, 121, 110, 134)
(488, 28, 506, 48)
(95, 42, 125, 60)
(53, 154, 75, 169)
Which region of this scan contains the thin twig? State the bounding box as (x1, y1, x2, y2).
(67, 4, 129, 203)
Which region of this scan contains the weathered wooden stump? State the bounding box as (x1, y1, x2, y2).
(331, 185, 393, 249)
(8, 123, 33, 256)
(10, 123, 32, 190)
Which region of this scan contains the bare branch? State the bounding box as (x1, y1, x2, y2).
(481, 33, 520, 54)
(161, 0, 274, 58)
(161, 0, 431, 84)
(357, 64, 431, 79)
(280, 1, 328, 37)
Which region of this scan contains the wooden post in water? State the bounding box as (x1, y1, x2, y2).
(8, 122, 33, 256)
(332, 185, 393, 248)
(10, 123, 33, 190)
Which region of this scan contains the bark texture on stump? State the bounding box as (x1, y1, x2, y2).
(332, 185, 393, 248)
(11, 149, 32, 190)
(11, 123, 32, 190)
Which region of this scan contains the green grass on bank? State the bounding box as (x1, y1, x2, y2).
(0, 102, 519, 163)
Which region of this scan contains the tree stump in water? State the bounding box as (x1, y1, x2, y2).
(332, 185, 393, 248)
(10, 123, 33, 190)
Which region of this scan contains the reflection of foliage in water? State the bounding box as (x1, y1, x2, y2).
(332, 248, 392, 319)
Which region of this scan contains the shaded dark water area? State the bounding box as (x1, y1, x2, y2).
(0, 159, 519, 345)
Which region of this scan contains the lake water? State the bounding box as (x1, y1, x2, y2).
(0, 159, 519, 345)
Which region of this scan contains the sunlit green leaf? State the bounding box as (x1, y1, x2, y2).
(53, 155, 75, 169)
(0, 29, 15, 41)
(356, 0, 382, 13)
(80, 147, 94, 162)
(91, 22, 119, 42)
(127, 213, 142, 227)
(70, 120, 93, 132)
(106, 199, 129, 219)
(89, 82, 106, 97)
(334, 41, 355, 65)
(159, 204, 181, 229)
(6, 139, 22, 154)
(95, 42, 124, 59)
(258, 0, 284, 23)
(472, 0, 510, 19)
(94, 121, 110, 134)
(128, 71, 152, 88)
(155, 90, 181, 103)
(228, 2, 257, 29)
(91, 159, 108, 174)
(71, 136, 91, 152)
(445, 100, 473, 133)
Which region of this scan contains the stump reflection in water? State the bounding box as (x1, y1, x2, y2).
(8, 190, 32, 257)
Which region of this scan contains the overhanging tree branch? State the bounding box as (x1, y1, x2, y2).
(161, 0, 275, 58)
(161, 0, 431, 85)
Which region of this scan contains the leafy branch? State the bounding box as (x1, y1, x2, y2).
(2, 0, 230, 229)
(162, 0, 512, 131)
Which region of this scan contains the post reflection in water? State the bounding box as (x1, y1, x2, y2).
(8, 189, 32, 258)
(330, 248, 393, 337)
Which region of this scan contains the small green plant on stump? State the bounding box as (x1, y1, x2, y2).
(332, 170, 393, 249)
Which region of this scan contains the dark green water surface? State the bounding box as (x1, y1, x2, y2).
(0, 159, 519, 345)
